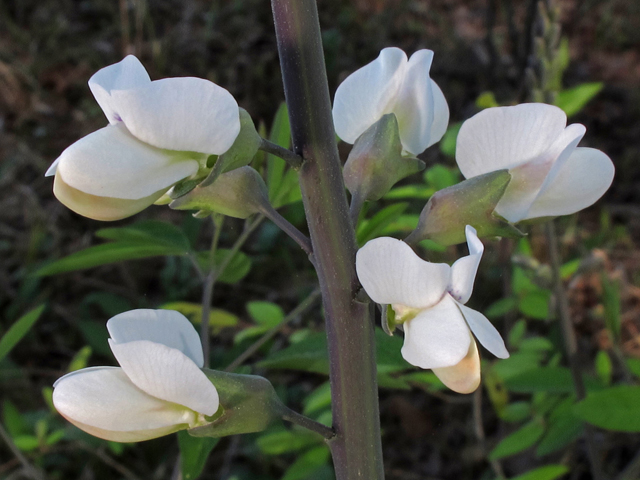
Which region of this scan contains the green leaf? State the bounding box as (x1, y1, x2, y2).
(475, 91, 500, 109)
(3, 400, 28, 437)
(160, 302, 238, 330)
(375, 328, 410, 374)
(199, 249, 252, 284)
(504, 367, 574, 393)
(357, 203, 408, 246)
(303, 382, 332, 415)
(247, 301, 284, 327)
(424, 164, 460, 191)
(384, 184, 434, 200)
(68, 346, 92, 372)
(519, 337, 554, 352)
(13, 435, 40, 452)
(485, 297, 517, 320)
(554, 82, 603, 117)
(281, 446, 331, 480)
(256, 429, 321, 455)
(96, 220, 191, 251)
(595, 350, 612, 386)
(626, 358, 640, 379)
(489, 419, 545, 460)
(178, 431, 219, 480)
(509, 465, 569, 480)
(267, 103, 301, 208)
(536, 398, 583, 456)
(500, 402, 533, 423)
(574, 386, 640, 432)
(439, 122, 461, 157)
(258, 332, 328, 374)
(492, 352, 545, 382)
(518, 291, 551, 320)
(0, 305, 45, 362)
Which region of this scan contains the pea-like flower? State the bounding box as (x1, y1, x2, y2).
(46, 55, 241, 221)
(356, 226, 508, 393)
(332, 47, 449, 155)
(52, 309, 219, 442)
(455, 103, 614, 223)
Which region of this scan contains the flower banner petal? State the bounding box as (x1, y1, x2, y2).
(449, 226, 483, 304)
(111, 77, 240, 155)
(110, 340, 219, 416)
(107, 309, 204, 367)
(89, 55, 151, 124)
(401, 294, 471, 369)
(457, 303, 509, 359)
(526, 147, 615, 219)
(52, 367, 195, 442)
(356, 237, 450, 309)
(56, 124, 200, 199)
(456, 103, 568, 179)
(432, 336, 481, 394)
(333, 47, 407, 145)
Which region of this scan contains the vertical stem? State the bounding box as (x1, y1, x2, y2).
(546, 221, 604, 480)
(270, 1, 385, 479)
(201, 215, 224, 368)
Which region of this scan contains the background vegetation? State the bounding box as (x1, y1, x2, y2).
(1, 0, 639, 479)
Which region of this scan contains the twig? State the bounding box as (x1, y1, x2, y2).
(258, 204, 313, 257)
(259, 138, 303, 170)
(348, 190, 365, 228)
(0, 422, 46, 480)
(280, 407, 335, 440)
(473, 390, 505, 479)
(546, 220, 605, 480)
(201, 215, 224, 369)
(225, 288, 321, 372)
(77, 442, 142, 480)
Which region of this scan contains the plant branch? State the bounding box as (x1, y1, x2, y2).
(0, 422, 46, 480)
(546, 220, 604, 480)
(280, 407, 335, 440)
(259, 138, 303, 170)
(348, 190, 365, 227)
(226, 288, 321, 372)
(201, 215, 224, 368)
(258, 204, 313, 257)
(271, 1, 385, 478)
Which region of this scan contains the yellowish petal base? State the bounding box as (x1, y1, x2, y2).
(432, 336, 481, 394)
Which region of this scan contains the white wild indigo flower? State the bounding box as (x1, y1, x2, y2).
(356, 226, 508, 393)
(455, 103, 615, 223)
(332, 47, 449, 155)
(52, 309, 219, 442)
(46, 55, 241, 221)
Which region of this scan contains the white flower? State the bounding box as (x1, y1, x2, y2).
(52, 309, 219, 442)
(332, 47, 449, 155)
(455, 103, 615, 223)
(46, 55, 241, 221)
(356, 226, 508, 393)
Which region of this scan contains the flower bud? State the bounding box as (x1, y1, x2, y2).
(170, 166, 270, 219)
(405, 170, 524, 246)
(344, 114, 425, 204)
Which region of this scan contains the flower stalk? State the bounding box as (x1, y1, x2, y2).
(271, 0, 385, 478)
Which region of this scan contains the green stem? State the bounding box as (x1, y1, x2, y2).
(271, 1, 385, 479)
(546, 220, 604, 480)
(259, 138, 303, 170)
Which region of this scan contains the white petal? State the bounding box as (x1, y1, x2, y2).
(526, 147, 614, 219)
(45, 158, 59, 176)
(107, 309, 204, 367)
(448, 225, 483, 304)
(400, 294, 471, 369)
(52, 367, 196, 442)
(393, 50, 449, 154)
(432, 336, 481, 394)
(333, 47, 407, 145)
(356, 237, 450, 309)
(457, 303, 509, 358)
(456, 103, 568, 179)
(109, 340, 219, 416)
(89, 55, 151, 124)
(56, 124, 200, 199)
(110, 77, 240, 155)
(53, 172, 167, 221)
(494, 122, 586, 222)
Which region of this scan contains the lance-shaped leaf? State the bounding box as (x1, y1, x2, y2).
(405, 170, 523, 246)
(188, 370, 284, 438)
(170, 167, 271, 219)
(343, 114, 425, 204)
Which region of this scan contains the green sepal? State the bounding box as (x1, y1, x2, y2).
(218, 108, 262, 174)
(343, 114, 425, 203)
(188, 370, 285, 438)
(169, 166, 270, 219)
(405, 170, 524, 246)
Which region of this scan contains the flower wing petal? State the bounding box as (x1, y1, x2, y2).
(457, 303, 509, 358)
(56, 124, 200, 200)
(431, 336, 481, 394)
(52, 367, 195, 442)
(356, 237, 450, 309)
(525, 147, 614, 219)
(333, 47, 407, 145)
(89, 55, 151, 124)
(110, 77, 240, 155)
(400, 294, 471, 369)
(109, 340, 219, 416)
(107, 309, 204, 367)
(456, 103, 568, 179)
(449, 225, 483, 304)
